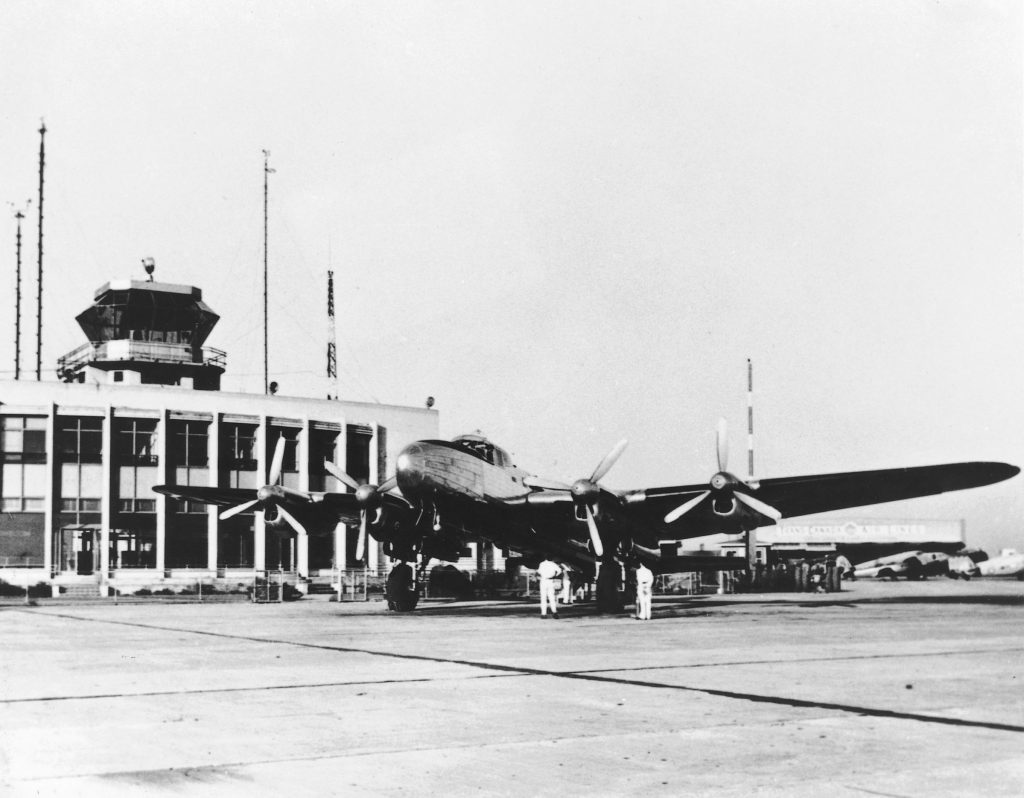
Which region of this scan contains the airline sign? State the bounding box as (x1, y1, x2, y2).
(755, 520, 963, 544)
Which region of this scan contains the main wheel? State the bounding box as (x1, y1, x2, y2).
(596, 563, 623, 614)
(385, 563, 419, 612)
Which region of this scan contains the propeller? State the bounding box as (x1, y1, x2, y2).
(323, 460, 397, 562)
(218, 434, 308, 536)
(663, 419, 781, 524)
(523, 438, 628, 558)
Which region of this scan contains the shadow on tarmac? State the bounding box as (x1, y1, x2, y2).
(386, 589, 1024, 619)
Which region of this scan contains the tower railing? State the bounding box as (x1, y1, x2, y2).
(57, 341, 227, 380)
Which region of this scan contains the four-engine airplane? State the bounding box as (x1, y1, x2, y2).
(154, 423, 1019, 612)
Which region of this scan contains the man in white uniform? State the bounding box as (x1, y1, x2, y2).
(635, 562, 654, 620)
(537, 559, 561, 618)
(559, 565, 574, 605)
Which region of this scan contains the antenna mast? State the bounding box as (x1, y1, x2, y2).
(13, 204, 28, 380)
(326, 270, 337, 399)
(262, 150, 274, 395)
(747, 357, 754, 481)
(35, 121, 46, 381)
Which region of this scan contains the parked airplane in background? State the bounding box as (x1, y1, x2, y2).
(975, 549, 1024, 579)
(852, 550, 953, 581)
(155, 422, 1019, 612)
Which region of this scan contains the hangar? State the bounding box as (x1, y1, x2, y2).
(0, 275, 438, 594)
(717, 518, 967, 565)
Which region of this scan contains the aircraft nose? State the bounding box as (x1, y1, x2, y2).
(396, 443, 425, 490)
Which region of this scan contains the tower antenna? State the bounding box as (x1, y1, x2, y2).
(747, 357, 754, 481)
(326, 269, 337, 399)
(35, 121, 46, 381)
(11, 200, 30, 380)
(262, 150, 274, 395)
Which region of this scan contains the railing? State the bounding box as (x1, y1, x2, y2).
(57, 340, 227, 378)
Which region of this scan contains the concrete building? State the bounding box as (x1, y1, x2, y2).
(0, 276, 438, 594)
(716, 518, 966, 565)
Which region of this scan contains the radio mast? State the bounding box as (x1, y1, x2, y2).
(326, 270, 337, 399)
(12, 203, 29, 380)
(747, 357, 754, 481)
(35, 121, 46, 381)
(262, 150, 274, 395)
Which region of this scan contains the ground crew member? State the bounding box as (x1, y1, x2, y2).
(559, 565, 574, 605)
(635, 562, 654, 620)
(537, 558, 561, 618)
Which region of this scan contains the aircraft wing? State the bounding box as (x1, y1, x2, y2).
(639, 461, 1018, 537)
(747, 461, 1018, 518)
(153, 485, 256, 507)
(320, 491, 412, 526)
(152, 483, 413, 527)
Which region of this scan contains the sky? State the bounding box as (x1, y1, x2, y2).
(1, 1, 1022, 553)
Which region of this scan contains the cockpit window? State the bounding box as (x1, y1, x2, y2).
(452, 435, 510, 467)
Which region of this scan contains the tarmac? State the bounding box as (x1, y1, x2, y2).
(1, 579, 1023, 797)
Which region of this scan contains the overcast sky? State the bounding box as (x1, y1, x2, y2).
(1, 1, 1021, 552)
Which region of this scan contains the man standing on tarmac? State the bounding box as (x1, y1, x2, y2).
(537, 558, 562, 619)
(635, 561, 654, 620)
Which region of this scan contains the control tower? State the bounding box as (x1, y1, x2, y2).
(57, 270, 226, 390)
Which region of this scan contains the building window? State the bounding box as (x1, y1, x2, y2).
(113, 371, 124, 383)
(309, 431, 338, 492)
(1, 416, 47, 464)
(58, 416, 103, 464)
(170, 420, 209, 468)
(270, 428, 300, 474)
(169, 499, 208, 514)
(223, 425, 257, 470)
(116, 419, 159, 465)
(60, 498, 101, 513)
(118, 498, 156, 513)
(1, 462, 46, 512)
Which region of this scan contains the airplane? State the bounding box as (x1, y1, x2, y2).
(975, 548, 1024, 579)
(154, 422, 1019, 613)
(851, 550, 953, 581)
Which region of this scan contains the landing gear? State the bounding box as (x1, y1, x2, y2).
(385, 562, 419, 612)
(595, 561, 623, 614)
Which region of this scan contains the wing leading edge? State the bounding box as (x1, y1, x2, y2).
(752, 461, 1019, 519)
(633, 461, 1018, 537)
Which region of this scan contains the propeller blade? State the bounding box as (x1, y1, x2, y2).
(590, 438, 628, 483)
(378, 475, 398, 493)
(220, 499, 260, 520)
(277, 504, 308, 536)
(663, 490, 711, 524)
(268, 434, 286, 485)
(735, 491, 782, 521)
(356, 511, 367, 561)
(523, 475, 572, 491)
(323, 460, 360, 491)
(584, 504, 604, 558)
(717, 418, 728, 473)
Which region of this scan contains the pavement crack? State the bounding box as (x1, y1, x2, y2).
(10, 608, 1024, 736)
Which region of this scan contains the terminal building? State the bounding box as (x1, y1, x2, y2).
(0, 274, 438, 593)
(716, 518, 967, 565)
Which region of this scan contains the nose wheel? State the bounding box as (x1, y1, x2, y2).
(385, 562, 420, 612)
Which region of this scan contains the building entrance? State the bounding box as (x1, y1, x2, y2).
(54, 525, 101, 575)
(54, 525, 159, 574)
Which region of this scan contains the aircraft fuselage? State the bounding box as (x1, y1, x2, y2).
(396, 440, 533, 502)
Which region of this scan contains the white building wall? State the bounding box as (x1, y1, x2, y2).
(0, 379, 439, 586)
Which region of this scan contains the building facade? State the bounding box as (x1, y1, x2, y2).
(0, 277, 438, 592)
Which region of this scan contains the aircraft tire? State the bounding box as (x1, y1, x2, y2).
(386, 563, 419, 612)
(596, 564, 623, 614)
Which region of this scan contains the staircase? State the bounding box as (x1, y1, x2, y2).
(58, 584, 102, 598)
